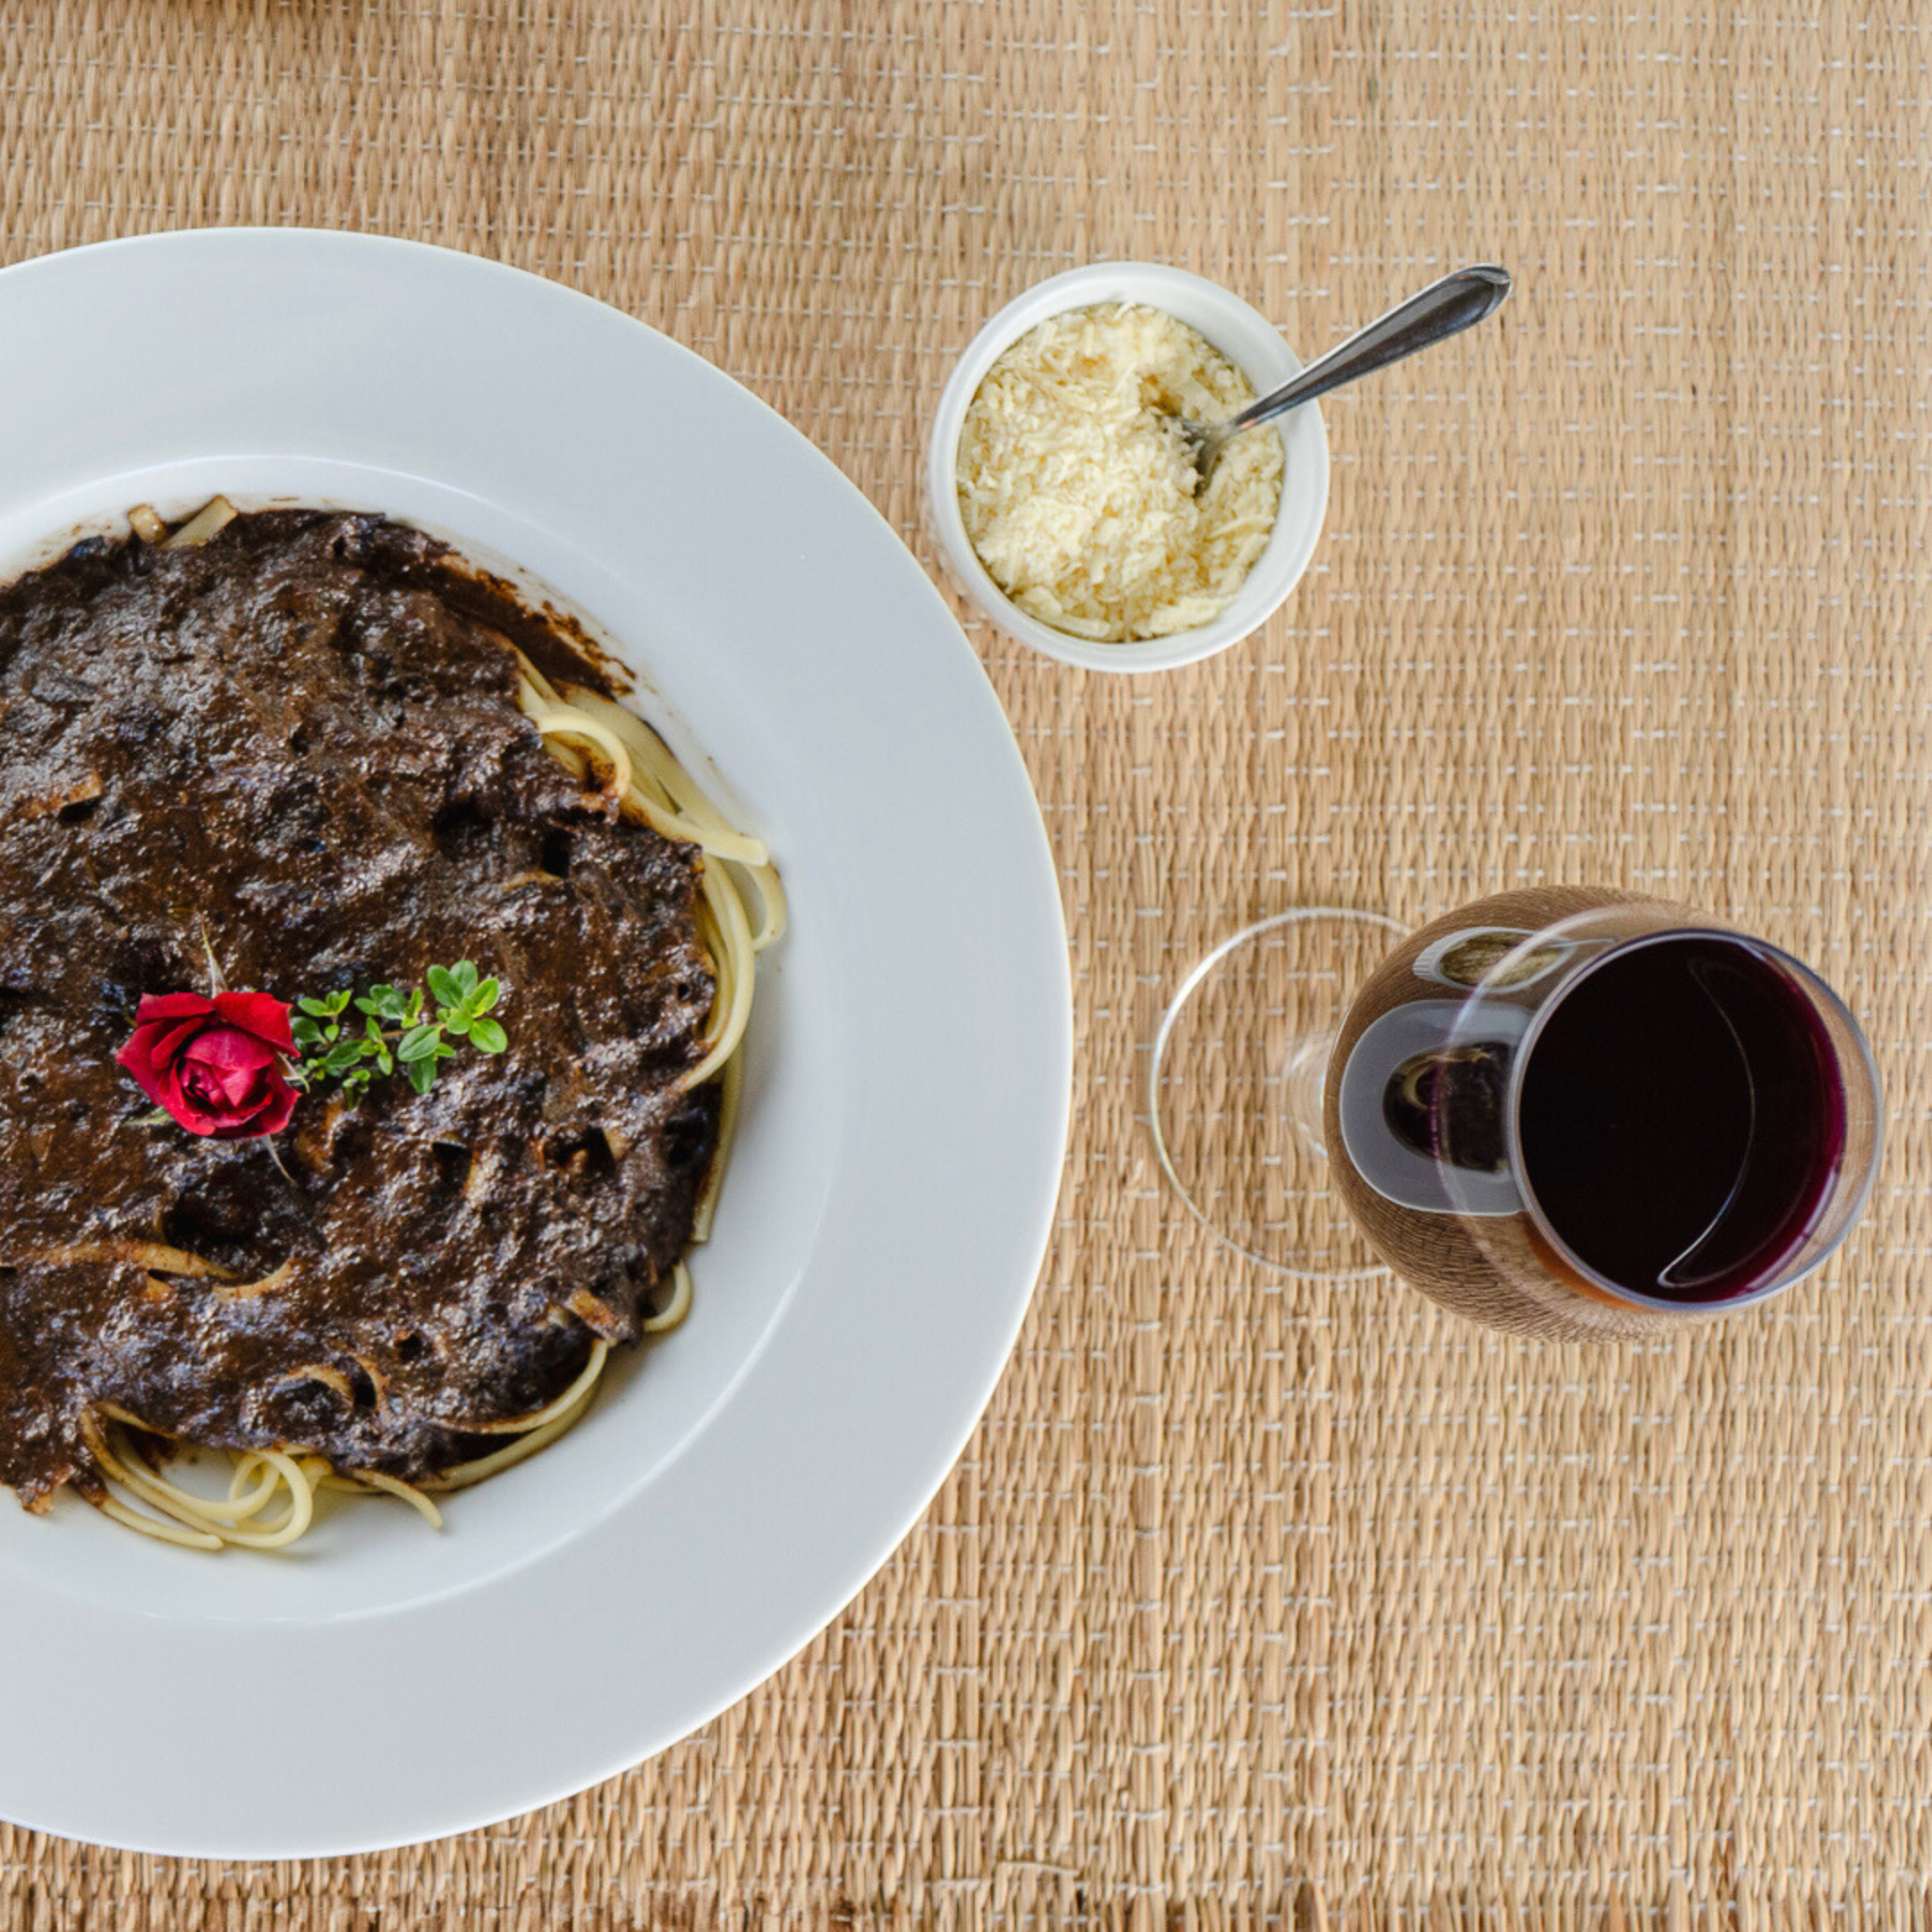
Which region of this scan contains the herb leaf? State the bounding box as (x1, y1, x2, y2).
(355, 984, 408, 1022)
(396, 1024, 442, 1063)
(470, 1018, 508, 1055)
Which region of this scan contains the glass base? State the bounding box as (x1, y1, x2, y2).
(1150, 908, 1409, 1281)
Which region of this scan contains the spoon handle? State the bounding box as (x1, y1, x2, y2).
(1229, 264, 1512, 434)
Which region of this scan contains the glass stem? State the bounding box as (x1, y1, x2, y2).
(1283, 1028, 1339, 1156)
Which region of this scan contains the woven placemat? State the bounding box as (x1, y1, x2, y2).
(2, 0, 1928, 1923)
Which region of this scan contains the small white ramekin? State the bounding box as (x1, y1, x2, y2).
(926, 262, 1330, 674)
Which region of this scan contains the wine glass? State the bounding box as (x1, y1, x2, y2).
(1149, 888, 1882, 1337)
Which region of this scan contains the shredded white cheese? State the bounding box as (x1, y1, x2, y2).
(956, 302, 1284, 643)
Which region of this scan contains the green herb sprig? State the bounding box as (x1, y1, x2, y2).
(291, 962, 506, 1099)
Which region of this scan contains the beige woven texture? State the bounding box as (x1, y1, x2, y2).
(3, 0, 1928, 1924)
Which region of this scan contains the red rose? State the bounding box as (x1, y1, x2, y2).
(115, 991, 299, 1140)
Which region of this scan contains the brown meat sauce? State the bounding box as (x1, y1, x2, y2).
(0, 510, 718, 1504)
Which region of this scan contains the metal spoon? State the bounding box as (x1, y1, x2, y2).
(1177, 264, 1513, 495)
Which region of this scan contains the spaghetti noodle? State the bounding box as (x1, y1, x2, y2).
(71, 502, 784, 1551)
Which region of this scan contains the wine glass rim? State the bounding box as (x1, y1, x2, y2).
(1495, 923, 1885, 1315)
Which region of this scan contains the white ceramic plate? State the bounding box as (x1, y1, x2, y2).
(0, 232, 1071, 1856)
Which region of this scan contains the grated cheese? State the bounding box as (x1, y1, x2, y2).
(956, 301, 1284, 643)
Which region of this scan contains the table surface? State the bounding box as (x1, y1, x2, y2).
(4, 0, 1928, 1924)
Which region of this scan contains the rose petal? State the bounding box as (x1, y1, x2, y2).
(213, 989, 296, 1056)
(182, 1044, 272, 1113)
(214, 1062, 262, 1107)
(131, 992, 217, 1027)
(114, 1031, 175, 1108)
(118, 1018, 215, 1095)
(143, 1017, 209, 1072)
(210, 1065, 296, 1140)
(163, 1065, 233, 1135)
(176, 1060, 229, 1114)
(182, 1025, 275, 1075)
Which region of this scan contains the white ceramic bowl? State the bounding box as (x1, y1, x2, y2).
(926, 262, 1330, 674)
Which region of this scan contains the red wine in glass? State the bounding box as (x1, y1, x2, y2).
(1511, 933, 1848, 1304)
(1322, 889, 1880, 1335)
